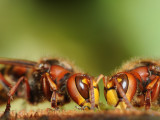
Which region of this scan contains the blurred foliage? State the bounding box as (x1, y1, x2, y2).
(0, 1, 160, 110)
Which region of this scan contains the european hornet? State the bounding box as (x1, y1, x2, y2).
(103, 59, 160, 110)
(0, 57, 102, 114)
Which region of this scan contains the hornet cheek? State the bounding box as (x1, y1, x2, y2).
(106, 89, 119, 106)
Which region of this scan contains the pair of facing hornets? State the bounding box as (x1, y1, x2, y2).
(0, 58, 159, 113)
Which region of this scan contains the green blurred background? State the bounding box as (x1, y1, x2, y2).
(0, 1, 160, 111)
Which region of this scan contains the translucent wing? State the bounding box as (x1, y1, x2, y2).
(0, 58, 37, 68)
